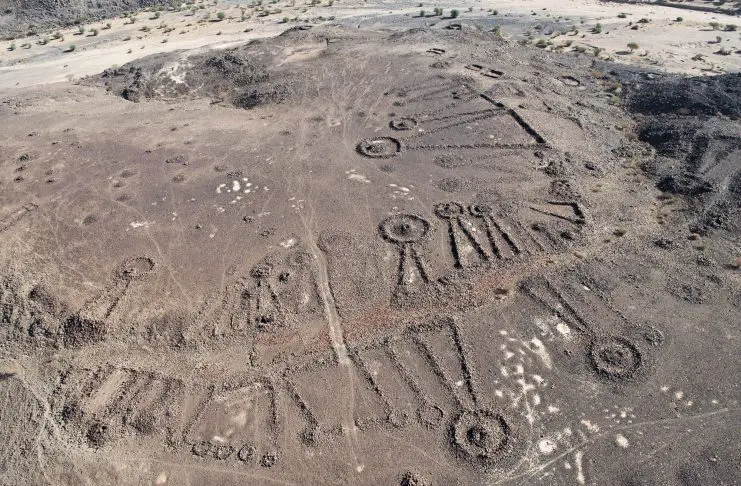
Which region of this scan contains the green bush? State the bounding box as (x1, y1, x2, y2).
(450, 9, 459, 18)
(217, 11, 226, 20)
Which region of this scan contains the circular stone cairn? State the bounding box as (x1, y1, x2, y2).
(434, 202, 465, 219)
(117, 256, 155, 281)
(418, 403, 444, 428)
(357, 137, 402, 158)
(453, 409, 511, 463)
(380, 214, 430, 243)
(643, 326, 665, 347)
(390, 117, 418, 131)
(237, 443, 257, 462)
(469, 203, 494, 218)
(192, 441, 213, 457)
(589, 336, 643, 380)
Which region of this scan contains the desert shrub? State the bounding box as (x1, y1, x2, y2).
(617, 13, 627, 18)
(9, 42, 16, 51)
(90, 28, 98, 36)
(535, 38, 548, 48)
(637, 18, 649, 23)
(104, 22, 112, 29)
(709, 21, 720, 30)
(627, 42, 638, 52)
(592, 23, 602, 33)
(66, 44, 76, 52)
(675, 16, 683, 22)
(217, 11, 226, 20)
(450, 9, 459, 18)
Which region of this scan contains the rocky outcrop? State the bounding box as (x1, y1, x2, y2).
(0, 0, 171, 39)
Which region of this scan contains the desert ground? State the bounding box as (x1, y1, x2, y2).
(0, 0, 740, 485)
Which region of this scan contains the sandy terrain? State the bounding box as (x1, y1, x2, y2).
(0, 1, 740, 485)
(1, 0, 741, 91)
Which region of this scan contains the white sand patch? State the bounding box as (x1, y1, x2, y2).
(129, 221, 154, 229)
(615, 434, 630, 448)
